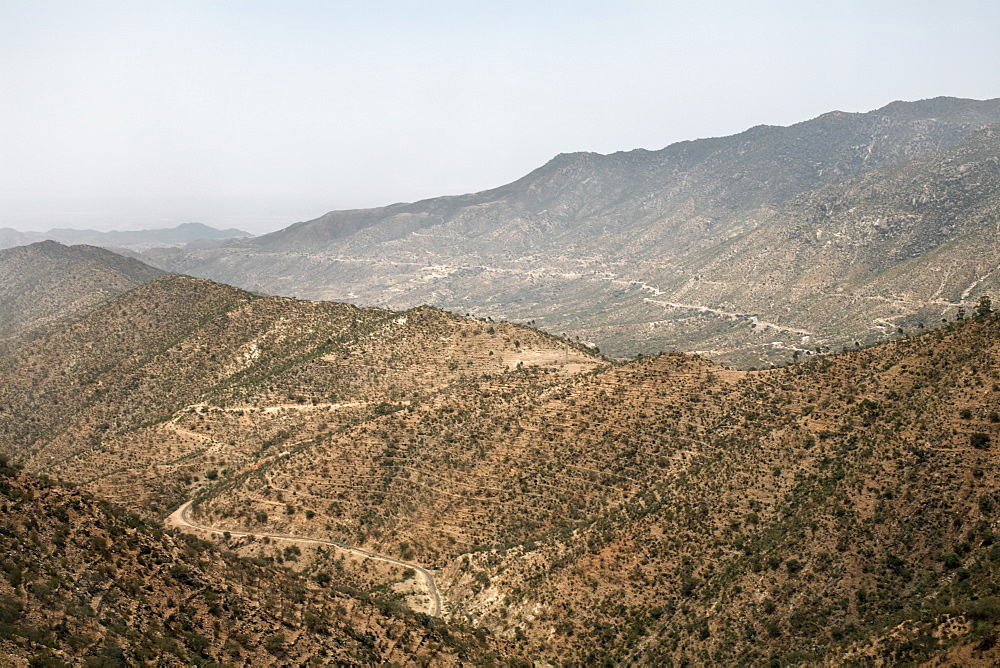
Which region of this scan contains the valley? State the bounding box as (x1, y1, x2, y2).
(3, 255, 1000, 663)
(135, 97, 1000, 366)
(2, 96, 1000, 665)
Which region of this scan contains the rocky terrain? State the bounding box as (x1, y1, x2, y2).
(3, 268, 1000, 663)
(190, 308, 1000, 665)
(0, 460, 509, 665)
(3, 95, 1000, 664)
(134, 97, 1000, 366)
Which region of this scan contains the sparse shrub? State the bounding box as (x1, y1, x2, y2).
(263, 633, 286, 656)
(0, 593, 23, 625)
(680, 577, 700, 596)
(941, 551, 961, 569)
(975, 295, 993, 318)
(980, 494, 994, 515)
(971, 433, 991, 449)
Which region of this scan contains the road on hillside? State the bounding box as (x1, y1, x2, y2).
(168, 501, 441, 617)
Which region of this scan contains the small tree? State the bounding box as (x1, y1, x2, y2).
(976, 295, 993, 318)
(971, 433, 991, 450)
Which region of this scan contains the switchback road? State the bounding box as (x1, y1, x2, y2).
(167, 501, 441, 617)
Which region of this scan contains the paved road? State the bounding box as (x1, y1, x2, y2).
(167, 501, 441, 617)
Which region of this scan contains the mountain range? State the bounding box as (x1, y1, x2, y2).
(0, 222, 251, 253)
(1, 242, 1000, 664)
(3, 95, 1000, 664)
(132, 96, 1000, 366)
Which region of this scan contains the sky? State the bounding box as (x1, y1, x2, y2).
(1, 1, 998, 234)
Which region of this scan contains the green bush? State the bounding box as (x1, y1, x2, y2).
(941, 552, 961, 569)
(971, 433, 991, 449)
(968, 598, 1000, 622)
(263, 633, 286, 656)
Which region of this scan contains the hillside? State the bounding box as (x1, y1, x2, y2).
(0, 461, 508, 665)
(0, 241, 164, 350)
(628, 123, 1000, 358)
(0, 273, 601, 517)
(188, 311, 1000, 665)
(136, 97, 1000, 365)
(4, 267, 1000, 662)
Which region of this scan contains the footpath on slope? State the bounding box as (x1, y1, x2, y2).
(167, 500, 441, 617)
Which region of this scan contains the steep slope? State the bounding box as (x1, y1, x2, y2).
(0, 274, 601, 516)
(138, 97, 1000, 364)
(190, 312, 1000, 664)
(0, 461, 508, 665)
(6, 258, 1000, 663)
(0, 241, 164, 350)
(625, 123, 1000, 358)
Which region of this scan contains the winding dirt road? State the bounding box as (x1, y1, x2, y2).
(167, 501, 441, 617)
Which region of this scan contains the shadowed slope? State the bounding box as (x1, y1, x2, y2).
(0, 241, 164, 349)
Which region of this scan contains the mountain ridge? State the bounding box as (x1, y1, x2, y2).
(5, 96, 1000, 664)
(0, 241, 165, 350)
(133, 96, 1000, 365)
(0, 222, 251, 252)
(2, 265, 1000, 663)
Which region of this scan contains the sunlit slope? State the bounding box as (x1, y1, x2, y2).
(0, 274, 601, 515)
(193, 315, 1000, 664)
(139, 97, 1000, 365)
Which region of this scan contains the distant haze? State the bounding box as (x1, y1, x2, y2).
(2, 0, 998, 234)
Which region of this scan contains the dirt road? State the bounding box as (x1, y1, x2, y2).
(167, 500, 441, 617)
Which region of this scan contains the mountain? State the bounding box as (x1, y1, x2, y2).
(633, 123, 1000, 356)
(4, 267, 1000, 663)
(0, 273, 600, 516)
(0, 462, 507, 665)
(0, 222, 251, 252)
(0, 228, 39, 249)
(192, 310, 1000, 665)
(135, 96, 1000, 365)
(0, 241, 164, 349)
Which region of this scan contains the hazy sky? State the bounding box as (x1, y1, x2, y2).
(2, 0, 998, 234)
